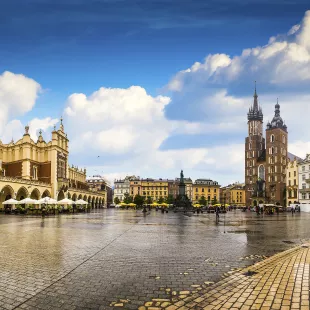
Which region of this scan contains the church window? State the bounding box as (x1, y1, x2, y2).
(302, 174, 306, 181)
(252, 168, 255, 175)
(270, 134, 275, 143)
(253, 151, 255, 157)
(283, 136, 286, 144)
(249, 143, 252, 150)
(275, 176, 277, 181)
(260, 143, 262, 150)
(258, 165, 265, 180)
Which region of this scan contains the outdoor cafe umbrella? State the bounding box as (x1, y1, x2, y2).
(2, 198, 18, 205)
(57, 198, 74, 205)
(39, 197, 57, 204)
(74, 199, 88, 205)
(19, 197, 40, 205)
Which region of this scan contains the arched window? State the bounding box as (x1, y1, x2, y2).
(283, 135, 286, 144)
(258, 165, 265, 180)
(270, 134, 275, 142)
(249, 143, 252, 150)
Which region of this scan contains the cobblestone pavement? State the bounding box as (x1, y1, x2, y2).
(0, 209, 309, 310)
(157, 243, 310, 310)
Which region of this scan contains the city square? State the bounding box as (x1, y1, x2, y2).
(0, 209, 309, 310)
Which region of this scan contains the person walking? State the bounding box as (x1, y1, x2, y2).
(291, 205, 295, 214)
(216, 206, 220, 223)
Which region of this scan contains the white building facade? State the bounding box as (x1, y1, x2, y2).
(298, 154, 310, 204)
(113, 176, 138, 202)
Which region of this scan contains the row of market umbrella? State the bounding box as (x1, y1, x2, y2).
(117, 202, 172, 207)
(3, 197, 89, 205)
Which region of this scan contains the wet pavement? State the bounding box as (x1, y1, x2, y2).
(0, 209, 309, 310)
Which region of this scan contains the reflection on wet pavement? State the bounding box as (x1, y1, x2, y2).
(0, 209, 308, 309)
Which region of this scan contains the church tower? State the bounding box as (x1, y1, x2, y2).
(265, 100, 288, 205)
(245, 83, 265, 206)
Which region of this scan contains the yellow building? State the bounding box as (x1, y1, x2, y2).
(0, 121, 106, 209)
(220, 183, 246, 206)
(141, 178, 168, 201)
(286, 156, 300, 206)
(192, 179, 220, 204)
(130, 179, 142, 197)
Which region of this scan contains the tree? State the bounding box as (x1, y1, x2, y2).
(158, 196, 164, 204)
(198, 196, 207, 206)
(146, 196, 152, 204)
(166, 194, 174, 204)
(114, 197, 120, 205)
(134, 194, 145, 206)
(124, 193, 133, 204)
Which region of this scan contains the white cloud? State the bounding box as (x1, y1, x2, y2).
(28, 117, 59, 141)
(0, 71, 41, 136)
(1, 120, 24, 144)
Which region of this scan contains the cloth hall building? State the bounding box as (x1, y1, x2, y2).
(245, 86, 289, 207)
(0, 121, 106, 209)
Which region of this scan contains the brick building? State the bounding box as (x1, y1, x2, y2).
(245, 85, 288, 206)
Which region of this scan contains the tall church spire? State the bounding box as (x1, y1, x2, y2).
(248, 81, 263, 121)
(253, 81, 258, 111)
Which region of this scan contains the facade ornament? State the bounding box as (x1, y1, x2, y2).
(25, 125, 29, 135)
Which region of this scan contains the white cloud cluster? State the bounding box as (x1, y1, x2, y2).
(167, 11, 310, 91)
(0, 71, 41, 135)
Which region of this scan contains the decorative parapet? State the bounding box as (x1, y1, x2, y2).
(0, 176, 51, 187)
(68, 187, 106, 197)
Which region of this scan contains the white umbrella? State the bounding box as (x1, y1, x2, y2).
(19, 197, 40, 205)
(74, 199, 88, 205)
(39, 197, 57, 204)
(3, 198, 19, 205)
(57, 198, 74, 205)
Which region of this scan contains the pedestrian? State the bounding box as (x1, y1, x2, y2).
(291, 205, 294, 214)
(216, 206, 220, 222)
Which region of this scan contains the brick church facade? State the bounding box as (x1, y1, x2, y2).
(245, 85, 288, 206)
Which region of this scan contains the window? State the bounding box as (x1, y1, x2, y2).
(249, 143, 252, 150)
(302, 183, 306, 189)
(208, 188, 210, 192)
(302, 166, 305, 172)
(289, 180, 291, 186)
(302, 175, 306, 181)
(283, 136, 286, 144)
(214, 189, 217, 193)
(289, 172, 291, 178)
(196, 188, 198, 192)
(33, 166, 38, 180)
(270, 134, 275, 142)
(196, 195, 198, 200)
(302, 193, 306, 200)
(294, 179, 296, 186)
(202, 188, 204, 193)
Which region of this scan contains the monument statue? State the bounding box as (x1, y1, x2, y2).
(180, 170, 184, 183)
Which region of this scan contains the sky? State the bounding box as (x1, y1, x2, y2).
(0, 0, 310, 186)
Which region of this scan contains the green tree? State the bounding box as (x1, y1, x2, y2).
(134, 194, 145, 206)
(124, 193, 133, 204)
(146, 196, 152, 204)
(158, 196, 164, 204)
(166, 194, 174, 204)
(114, 197, 120, 205)
(198, 196, 207, 206)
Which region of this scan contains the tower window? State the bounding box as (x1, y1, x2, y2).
(270, 134, 275, 142)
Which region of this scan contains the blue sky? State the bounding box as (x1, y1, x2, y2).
(0, 1, 310, 185)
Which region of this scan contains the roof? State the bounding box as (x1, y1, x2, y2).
(287, 152, 303, 163)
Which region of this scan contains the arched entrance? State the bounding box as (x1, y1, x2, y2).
(72, 193, 77, 202)
(42, 190, 51, 198)
(78, 194, 82, 200)
(30, 188, 40, 200)
(91, 197, 95, 208)
(67, 192, 72, 199)
(57, 191, 65, 201)
(95, 197, 98, 208)
(83, 195, 87, 201)
(0, 185, 14, 207)
(16, 187, 29, 201)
